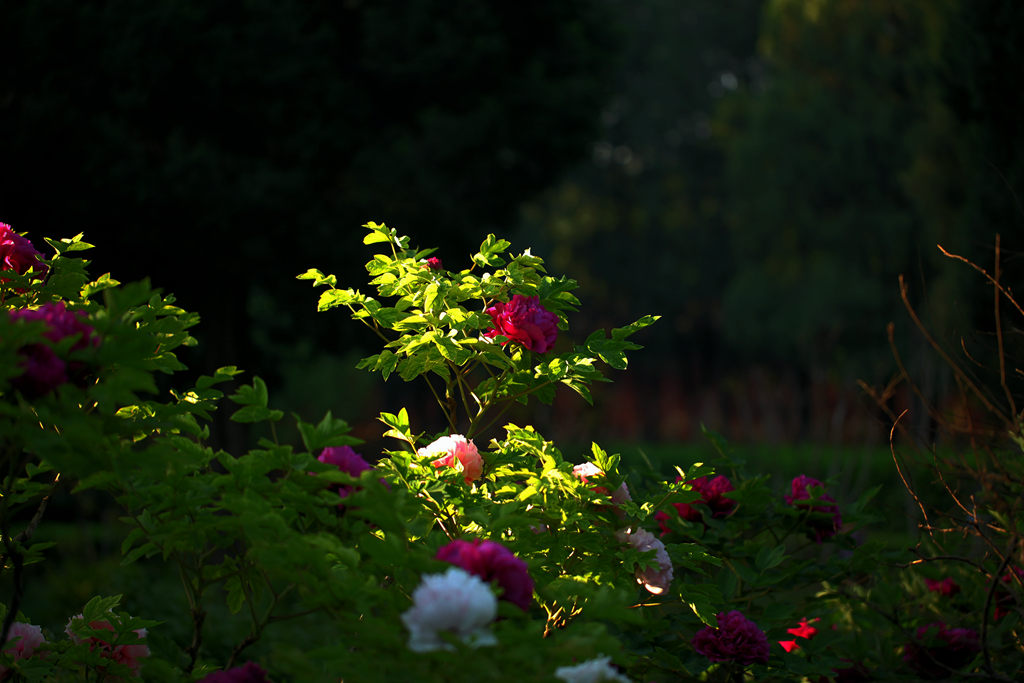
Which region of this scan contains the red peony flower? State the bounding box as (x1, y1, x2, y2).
(693, 610, 770, 665)
(484, 294, 558, 353)
(422, 257, 443, 270)
(903, 622, 980, 679)
(436, 538, 534, 610)
(0, 223, 45, 280)
(785, 475, 842, 542)
(8, 302, 99, 396)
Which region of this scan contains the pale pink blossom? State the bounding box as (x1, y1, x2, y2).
(616, 528, 673, 595)
(419, 434, 483, 484)
(573, 462, 632, 507)
(401, 567, 498, 652)
(555, 655, 632, 683)
(1, 622, 46, 674)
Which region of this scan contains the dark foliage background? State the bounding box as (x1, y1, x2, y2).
(3, 0, 1022, 449)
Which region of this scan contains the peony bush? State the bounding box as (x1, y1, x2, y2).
(0, 220, 1020, 681)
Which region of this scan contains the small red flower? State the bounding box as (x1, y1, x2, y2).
(778, 617, 819, 653)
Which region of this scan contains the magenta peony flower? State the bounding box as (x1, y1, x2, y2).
(0, 223, 45, 279)
(423, 256, 443, 270)
(198, 661, 271, 682)
(318, 446, 373, 500)
(436, 538, 534, 610)
(785, 475, 842, 542)
(925, 577, 960, 597)
(615, 528, 673, 595)
(65, 615, 150, 677)
(1, 622, 46, 674)
(693, 610, 770, 665)
(8, 302, 99, 396)
(903, 622, 980, 679)
(419, 434, 483, 484)
(484, 294, 559, 353)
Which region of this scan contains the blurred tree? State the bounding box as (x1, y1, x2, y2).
(717, 0, 953, 376)
(0, 0, 619, 382)
(517, 0, 765, 368)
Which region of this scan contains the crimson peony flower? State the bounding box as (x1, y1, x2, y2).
(422, 256, 443, 270)
(8, 302, 99, 396)
(785, 475, 842, 542)
(903, 622, 980, 679)
(436, 538, 534, 610)
(656, 475, 736, 534)
(778, 617, 819, 653)
(65, 615, 150, 677)
(925, 577, 960, 597)
(0, 223, 45, 280)
(693, 610, 770, 665)
(198, 661, 271, 682)
(484, 294, 558, 353)
(419, 434, 483, 484)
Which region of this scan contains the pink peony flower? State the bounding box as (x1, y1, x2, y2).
(615, 528, 673, 595)
(902, 622, 980, 679)
(419, 434, 483, 484)
(1, 622, 46, 673)
(572, 462, 632, 508)
(693, 610, 770, 665)
(0, 223, 45, 280)
(925, 577, 960, 597)
(422, 257, 443, 270)
(484, 294, 559, 353)
(778, 617, 819, 653)
(8, 302, 99, 396)
(65, 615, 149, 677)
(436, 538, 534, 610)
(198, 661, 271, 682)
(401, 567, 498, 652)
(785, 475, 842, 542)
(317, 446, 373, 500)
(656, 475, 736, 534)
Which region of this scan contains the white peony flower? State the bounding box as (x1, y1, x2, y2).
(615, 527, 674, 595)
(401, 567, 498, 652)
(555, 655, 632, 683)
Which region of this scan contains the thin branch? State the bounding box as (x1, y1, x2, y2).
(889, 410, 932, 538)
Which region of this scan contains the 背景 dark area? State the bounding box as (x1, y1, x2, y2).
(3, 0, 1022, 452)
